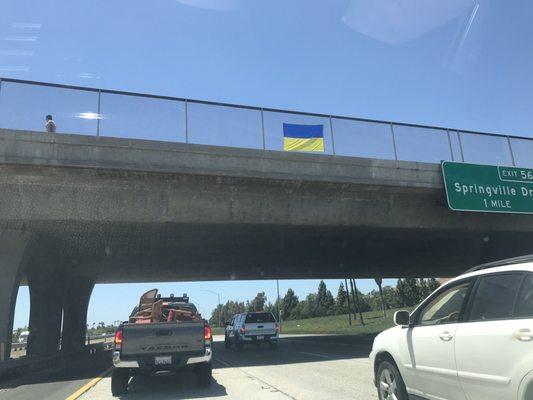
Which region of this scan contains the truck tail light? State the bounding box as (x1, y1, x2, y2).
(240, 325, 246, 334)
(114, 328, 123, 350)
(275, 323, 280, 333)
(204, 325, 212, 340)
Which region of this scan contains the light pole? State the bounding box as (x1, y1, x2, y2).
(276, 280, 282, 333)
(202, 289, 222, 326)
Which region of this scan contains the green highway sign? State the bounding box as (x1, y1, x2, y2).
(442, 161, 533, 214)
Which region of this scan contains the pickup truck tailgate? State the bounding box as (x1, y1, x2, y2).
(246, 322, 277, 335)
(121, 321, 204, 356)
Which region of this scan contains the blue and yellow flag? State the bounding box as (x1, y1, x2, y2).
(283, 123, 324, 152)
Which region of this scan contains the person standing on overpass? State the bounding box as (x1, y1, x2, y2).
(45, 114, 56, 133)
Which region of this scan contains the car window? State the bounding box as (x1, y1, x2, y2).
(245, 312, 276, 323)
(419, 282, 470, 326)
(515, 273, 533, 318)
(469, 274, 524, 321)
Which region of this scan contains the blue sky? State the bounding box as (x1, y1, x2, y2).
(14, 279, 396, 328)
(4, 0, 533, 327)
(2, 0, 533, 135)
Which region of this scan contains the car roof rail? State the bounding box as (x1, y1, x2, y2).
(464, 254, 533, 274)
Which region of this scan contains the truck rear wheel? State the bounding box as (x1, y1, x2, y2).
(224, 335, 232, 349)
(195, 362, 212, 388)
(111, 368, 130, 397)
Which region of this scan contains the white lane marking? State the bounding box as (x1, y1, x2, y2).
(298, 351, 331, 359)
(214, 357, 232, 368)
(214, 357, 297, 400)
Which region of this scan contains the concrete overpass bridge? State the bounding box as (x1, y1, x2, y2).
(1, 78, 533, 365)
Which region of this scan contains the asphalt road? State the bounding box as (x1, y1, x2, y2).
(0, 335, 377, 400)
(0, 371, 95, 400)
(0, 352, 111, 400)
(82, 335, 377, 400)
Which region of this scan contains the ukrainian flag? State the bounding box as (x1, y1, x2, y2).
(283, 123, 324, 152)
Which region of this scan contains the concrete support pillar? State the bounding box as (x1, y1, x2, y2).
(0, 230, 33, 361)
(61, 277, 94, 354)
(26, 264, 65, 357)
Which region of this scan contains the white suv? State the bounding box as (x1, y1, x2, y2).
(225, 312, 279, 350)
(370, 258, 533, 400)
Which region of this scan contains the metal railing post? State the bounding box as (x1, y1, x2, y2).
(390, 123, 398, 161)
(507, 136, 516, 166)
(96, 89, 101, 136)
(185, 100, 189, 144)
(329, 116, 336, 155)
(457, 130, 465, 162)
(446, 129, 454, 161)
(261, 108, 266, 150)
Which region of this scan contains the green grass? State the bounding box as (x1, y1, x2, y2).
(211, 308, 404, 337)
(280, 309, 401, 336)
(212, 327, 225, 335)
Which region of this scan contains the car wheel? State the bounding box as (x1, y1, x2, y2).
(195, 362, 212, 388)
(377, 361, 408, 400)
(111, 368, 130, 397)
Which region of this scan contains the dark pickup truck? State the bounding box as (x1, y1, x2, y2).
(111, 290, 212, 396)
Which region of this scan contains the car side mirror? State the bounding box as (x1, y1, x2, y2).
(394, 310, 411, 327)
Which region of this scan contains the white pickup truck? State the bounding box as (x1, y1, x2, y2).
(224, 312, 279, 350)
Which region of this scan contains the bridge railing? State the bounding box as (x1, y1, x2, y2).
(0, 77, 531, 167)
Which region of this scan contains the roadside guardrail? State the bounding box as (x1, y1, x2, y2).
(2, 335, 115, 380)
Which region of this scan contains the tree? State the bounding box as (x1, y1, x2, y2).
(209, 300, 246, 326)
(406, 278, 420, 304)
(12, 327, 25, 342)
(397, 279, 408, 306)
(382, 286, 402, 309)
(335, 282, 348, 314)
(249, 291, 267, 312)
(375, 277, 386, 317)
(324, 290, 335, 315)
(397, 278, 421, 307)
(264, 301, 274, 313)
(419, 278, 431, 299)
(301, 293, 318, 318)
(209, 304, 224, 327)
(427, 278, 440, 292)
(316, 281, 335, 316)
(281, 288, 299, 320)
(364, 289, 380, 312)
